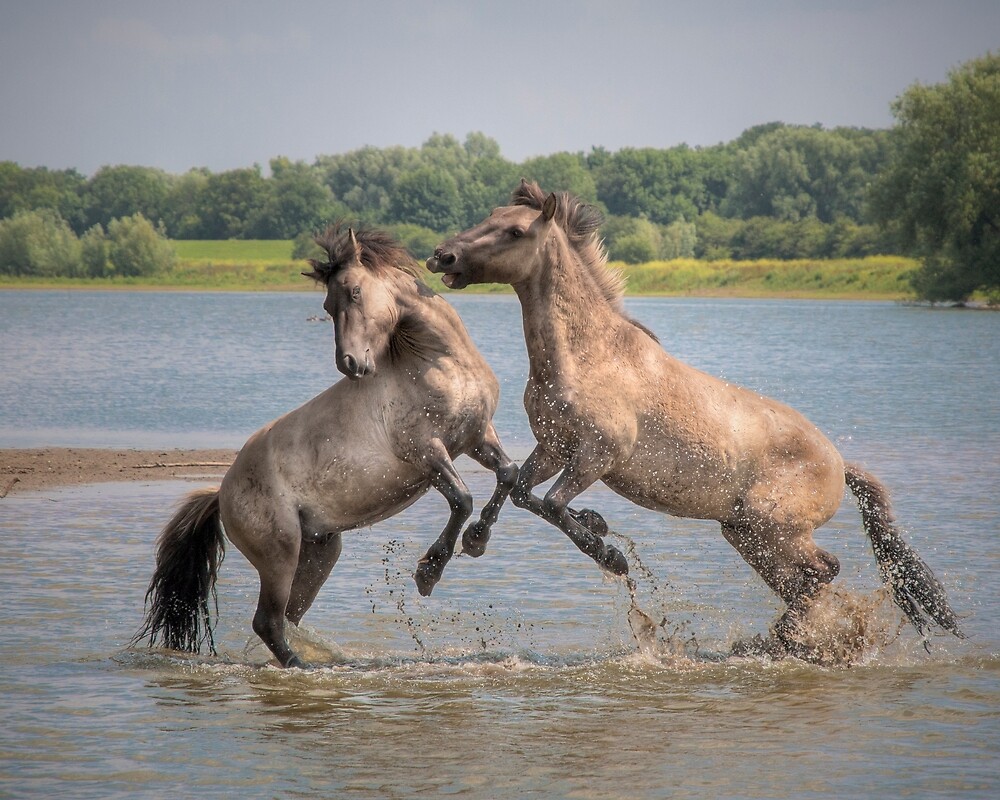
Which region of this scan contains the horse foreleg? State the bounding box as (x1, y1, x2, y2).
(461, 424, 518, 557)
(414, 441, 474, 597)
(511, 447, 629, 576)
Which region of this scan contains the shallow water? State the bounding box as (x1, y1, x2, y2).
(1, 292, 998, 798)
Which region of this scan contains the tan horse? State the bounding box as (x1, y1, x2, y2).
(428, 180, 963, 653)
(134, 225, 516, 668)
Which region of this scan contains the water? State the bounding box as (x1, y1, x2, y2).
(1, 290, 998, 798)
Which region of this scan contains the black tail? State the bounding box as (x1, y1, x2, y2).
(845, 464, 963, 642)
(132, 488, 225, 655)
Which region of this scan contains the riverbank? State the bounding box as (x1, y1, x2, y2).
(0, 254, 925, 299)
(0, 448, 236, 495)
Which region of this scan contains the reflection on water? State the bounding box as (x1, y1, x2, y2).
(1, 293, 999, 798)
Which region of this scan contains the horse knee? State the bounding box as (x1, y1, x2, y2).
(498, 461, 518, 485)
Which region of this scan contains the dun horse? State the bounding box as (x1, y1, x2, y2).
(134, 225, 516, 668)
(428, 180, 963, 654)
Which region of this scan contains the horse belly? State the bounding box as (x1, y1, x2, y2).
(221, 419, 432, 537)
(299, 455, 432, 532)
(602, 454, 737, 521)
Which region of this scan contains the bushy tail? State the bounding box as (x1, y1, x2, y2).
(132, 487, 225, 655)
(845, 464, 963, 642)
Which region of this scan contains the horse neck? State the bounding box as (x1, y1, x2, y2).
(513, 236, 623, 381)
(387, 272, 474, 372)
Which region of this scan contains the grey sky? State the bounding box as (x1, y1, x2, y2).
(1, 0, 997, 176)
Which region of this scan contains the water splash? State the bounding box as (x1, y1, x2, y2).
(613, 531, 701, 660)
(786, 585, 903, 666)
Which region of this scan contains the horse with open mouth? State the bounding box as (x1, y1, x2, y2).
(428, 180, 963, 656)
(134, 224, 516, 668)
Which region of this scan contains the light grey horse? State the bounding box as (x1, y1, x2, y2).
(134, 225, 516, 667)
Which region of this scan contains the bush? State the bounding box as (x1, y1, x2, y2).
(80, 224, 110, 276)
(0, 209, 82, 276)
(105, 214, 176, 276)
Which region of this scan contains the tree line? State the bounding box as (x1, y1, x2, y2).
(0, 124, 892, 259)
(1, 52, 996, 299)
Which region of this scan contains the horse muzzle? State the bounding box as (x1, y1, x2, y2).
(427, 250, 470, 290)
(338, 351, 374, 380)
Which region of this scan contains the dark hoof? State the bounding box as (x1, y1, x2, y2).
(285, 654, 313, 670)
(414, 559, 440, 597)
(461, 521, 490, 558)
(570, 508, 609, 537)
(599, 544, 630, 576)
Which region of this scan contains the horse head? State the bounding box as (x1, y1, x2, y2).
(306, 225, 399, 379)
(428, 180, 559, 289)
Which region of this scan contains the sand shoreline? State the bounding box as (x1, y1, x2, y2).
(0, 447, 238, 496)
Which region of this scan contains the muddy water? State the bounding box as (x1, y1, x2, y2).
(1, 292, 998, 798)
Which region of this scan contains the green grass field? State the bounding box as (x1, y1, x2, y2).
(172, 240, 294, 261)
(0, 239, 923, 299)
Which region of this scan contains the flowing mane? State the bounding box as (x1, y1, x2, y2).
(512, 180, 627, 309)
(307, 222, 424, 283)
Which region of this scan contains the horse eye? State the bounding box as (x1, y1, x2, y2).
(509, 227, 523, 238)
(351, 286, 361, 300)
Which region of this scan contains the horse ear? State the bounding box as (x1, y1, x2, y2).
(542, 193, 557, 222)
(347, 227, 361, 260)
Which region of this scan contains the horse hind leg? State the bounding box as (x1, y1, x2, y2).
(721, 521, 841, 656)
(287, 531, 344, 625)
(228, 507, 309, 669)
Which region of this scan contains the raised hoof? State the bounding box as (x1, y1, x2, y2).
(461, 522, 490, 558)
(570, 508, 609, 537)
(414, 560, 440, 597)
(284, 654, 313, 670)
(598, 544, 630, 576)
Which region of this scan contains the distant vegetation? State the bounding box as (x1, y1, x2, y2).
(0, 237, 919, 300)
(1, 52, 996, 302)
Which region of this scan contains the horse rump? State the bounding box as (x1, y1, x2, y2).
(131, 487, 225, 655)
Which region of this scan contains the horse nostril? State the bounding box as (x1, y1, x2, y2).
(439, 252, 456, 267)
(343, 354, 359, 375)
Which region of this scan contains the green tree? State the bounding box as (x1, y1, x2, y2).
(0, 163, 87, 232)
(256, 157, 342, 239)
(161, 169, 211, 238)
(82, 165, 171, 231)
(388, 167, 462, 232)
(316, 145, 417, 222)
(723, 124, 888, 223)
(196, 167, 269, 239)
(0, 208, 82, 276)
(593, 146, 709, 224)
(694, 212, 741, 259)
(519, 152, 599, 205)
(870, 52, 1000, 301)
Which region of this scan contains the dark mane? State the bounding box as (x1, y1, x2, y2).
(306, 222, 423, 283)
(512, 180, 632, 316)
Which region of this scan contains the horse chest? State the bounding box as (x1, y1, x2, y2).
(524, 379, 607, 458)
(384, 369, 494, 452)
